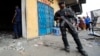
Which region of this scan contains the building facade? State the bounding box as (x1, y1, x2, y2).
(22, 0, 59, 39)
(0, 0, 85, 39)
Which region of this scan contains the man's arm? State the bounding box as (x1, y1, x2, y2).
(54, 11, 62, 21)
(12, 10, 17, 23)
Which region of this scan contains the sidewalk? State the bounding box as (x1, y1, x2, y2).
(0, 31, 100, 56)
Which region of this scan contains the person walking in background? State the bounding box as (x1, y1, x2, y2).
(78, 17, 86, 30)
(83, 17, 86, 30)
(12, 5, 22, 39)
(77, 17, 81, 30)
(84, 16, 91, 30)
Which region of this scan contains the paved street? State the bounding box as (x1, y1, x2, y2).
(0, 30, 100, 56)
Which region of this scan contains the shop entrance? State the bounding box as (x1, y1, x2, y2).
(0, 0, 23, 38)
(0, 0, 21, 31)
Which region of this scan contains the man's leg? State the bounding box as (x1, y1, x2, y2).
(68, 27, 83, 49)
(60, 27, 70, 52)
(13, 24, 18, 39)
(18, 23, 22, 37)
(87, 24, 90, 31)
(88, 24, 91, 31)
(86, 24, 89, 30)
(67, 25, 88, 56)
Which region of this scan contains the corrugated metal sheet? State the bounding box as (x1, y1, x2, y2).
(38, 2, 54, 36)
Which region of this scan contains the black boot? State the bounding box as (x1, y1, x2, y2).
(65, 46, 70, 52)
(13, 35, 19, 39)
(77, 47, 88, 56)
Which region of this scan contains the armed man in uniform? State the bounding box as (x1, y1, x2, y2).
(54, 2, 88, 56)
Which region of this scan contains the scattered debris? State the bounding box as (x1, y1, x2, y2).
(37, 41, 44, 45)
(34, 44, 39, 47)
(86, 44, 93, 47)
(1, 42, 25, 53)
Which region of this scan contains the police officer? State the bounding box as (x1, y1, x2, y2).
(12, 6, 22, 39)
(54, 2, 88, 56)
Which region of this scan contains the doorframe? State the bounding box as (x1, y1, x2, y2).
(21, 0, 27, 38)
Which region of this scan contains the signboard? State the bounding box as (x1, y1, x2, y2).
(92, 9, 100, 17)
(91, 9, 100, 26)
(38, 0, 53, 5)
(65, 0, 79, 5)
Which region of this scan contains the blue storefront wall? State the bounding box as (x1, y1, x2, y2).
(37, 2, 54, 36)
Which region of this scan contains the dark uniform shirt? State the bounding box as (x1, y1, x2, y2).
(54, 7, 76, 24)
(15, 8, 21, 23)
